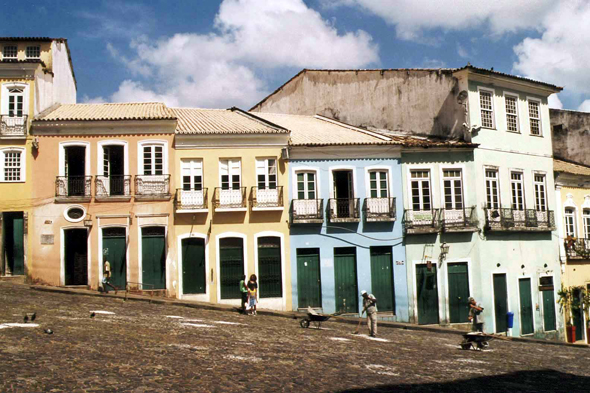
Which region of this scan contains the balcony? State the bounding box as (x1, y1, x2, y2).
(364, 197, 396, 222)
(176, 188, 208, 213)
(0, 115, 27, 138)
(134, 175, 171, 200)
(403, 209, 441, 234)
(55, 176, 92, 202)
(328, 198, 360, 223)
(95, 175, 132, 201)
(250, 186, 284, 211)
(485, 208, 556, 232)
(213, 187, 247, 212)
(565, 238, 590, 260)
(442, 207, 478, 232)
(291, 199, 324, 224)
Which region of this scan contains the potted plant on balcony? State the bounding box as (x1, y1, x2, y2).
(557, 285, 576, 343)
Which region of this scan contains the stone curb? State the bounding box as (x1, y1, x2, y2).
(29, 284, 589, 350)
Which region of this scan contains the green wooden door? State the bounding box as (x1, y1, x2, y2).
(334, 247, 358, 314)
(573, 289, 583, 340)
(182, 238, 206, 295)
(448, 263, 470, 323)
(141, 227, 166, 290)
(64, 229, 88, 285)
(102, 227, 126, 289)
(258, 237, 282, 298)
(370, 247, 395, 312)
(416, 264, 439, 325)
(3, 213, 24, 275)
(296, 249, 322, 308)
(542, 290, 556, 332)
(219, 238, 244, 299)
(493, 274, 508, 333)
(519, 278, 534, 335)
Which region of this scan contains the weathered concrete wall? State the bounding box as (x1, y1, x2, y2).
(252, 70, 467, 140)
(550, 109, 590, 166)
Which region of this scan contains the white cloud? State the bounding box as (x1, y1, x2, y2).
(93, 0, 379, 108)
(456, 43, 468, 59)
(513, 1, 590, 100)
(324, 0, 555, 41)
(578, 100, 590, 113)
(81, 94, 107, 104)
(548, 94, 563, 110)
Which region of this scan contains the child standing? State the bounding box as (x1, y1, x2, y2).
(247, 274, 258, 315)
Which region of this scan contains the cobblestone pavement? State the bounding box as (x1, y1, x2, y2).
(1, 281, 590, 393)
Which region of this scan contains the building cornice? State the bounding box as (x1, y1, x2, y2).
(30, 119, 177, 135)
(290, 144, 402, 160)
(174, 133, 289, 149)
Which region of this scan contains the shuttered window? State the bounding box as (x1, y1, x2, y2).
(479, 90, 494, 128)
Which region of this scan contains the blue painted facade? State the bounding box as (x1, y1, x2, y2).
(288, 157, 409, 322)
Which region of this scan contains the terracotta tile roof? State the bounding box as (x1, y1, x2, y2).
(171, 107, 288, 135)
(35, 103, 176, 122)
(554, 159, 590, 177)
(0, 59, 46, 67)
(0, 37, 56, 42)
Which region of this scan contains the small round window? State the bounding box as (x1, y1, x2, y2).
(64, 205, 87, 223)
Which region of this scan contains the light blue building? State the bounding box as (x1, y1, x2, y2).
(255, 113, 409, 321)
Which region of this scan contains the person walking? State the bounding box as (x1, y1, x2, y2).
(247, 274, 258, 315)
(239, 275, 248, 314)
(361, 290, 378, 337)
(468, 297, 484, 332)
(102, 260, 117, 294)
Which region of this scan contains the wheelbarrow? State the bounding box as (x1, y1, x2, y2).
(460, 332, 494, 350)
(299, 307, 333, 329)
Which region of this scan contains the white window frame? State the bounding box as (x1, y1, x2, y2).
(484, 166, 500, 209)
(564, 208, 577, 238)
(219, 158, 242, 190)
(583, 208, 590, 240)
(367, 168, 390, 199)
(328, 165, 357, 199)
(510, 171, 525, 211)
(58, 141, 91, 177)
(504, 92, 520, 133)
(137, 140, 168, 175)
(295, 170, 318, 200)
(527, 97, 542, 136)
(25, 45, 40, 59)
(3, 45, 17, 59)
(255, 157, 278, 190)
(97, 140, 129, 177)
(410, 169, 432, 211)
(478, 87, 496, 129)
(0, 147, 25, 182)
(1, 82, 29, 117)
(441, 168, 464, 210)
(181, 158, 203, 191)
(533, 172, 547, 212)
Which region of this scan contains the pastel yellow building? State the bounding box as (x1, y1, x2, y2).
(171, 108, 291, 310)
(0, 37, 76, 277)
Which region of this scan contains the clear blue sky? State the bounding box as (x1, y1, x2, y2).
(2, 0, 588, 111)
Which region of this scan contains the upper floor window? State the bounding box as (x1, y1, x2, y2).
(7, 87, 24, 117)
(479, 89, 494, 129)
(1, 149, 23, 182)
(505, 95, 519, 132)
(369, 170, 389, 198)
(220, 159, 241, 190)
(256, 158, 277, 189)
(565, 208, 576, 237)
(485, 168, 500, 209)
(296, 171, 316, 200)
(3, 45, 17, 58)
(583, 209, 590, 240)
(510, 171, 525, 211)
(528, 100, 541, 136)
(25, 45, 40, 59)
(142, 144, 163, 175)
(181, 159, 203, 191)
(533, 174, 547, 211)
(410, 170, 431, 211)
(443, 169, 463, 210)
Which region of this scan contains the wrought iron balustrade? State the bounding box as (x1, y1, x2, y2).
(442, 206, 478, 232)
(328, 198, 360, 222)
(565, 238, 590, 259)
(251, 186, 283, 209)
(55, 176, 92, 199)
(291, 199, 324, 223)
(403, 209, 441, 234)
(364, 197, 396, 222)
(95, 175, 131, 199)
(134, 174, 171, 199)
(213, 187, 247, 210)
(0, 115, 27, 137)
(485, 208, 555, 232)
(175, 188, 208, 211)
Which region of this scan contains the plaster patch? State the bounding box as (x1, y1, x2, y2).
(224, 355, 262, 362)
(166, 316, 184, 319)
(365, 364, 399, 376)
(355, 334, 389, 342)
(456, 358, 488, 364)
(181, 323, 214, 328)
(0, 323, 40, 329)
(329, 337, 351, 342)
(90, 310, 115, 315)
(212, 321, 243, 325)
(168, 343, 208, 351)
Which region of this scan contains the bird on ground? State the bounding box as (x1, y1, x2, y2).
(44, 329, 53, 334)
(90, 312, 96, 318)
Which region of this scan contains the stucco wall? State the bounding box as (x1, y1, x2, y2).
(288, 156, 408, 321)
(550, 109, 590, 166)
(252, 70, 467, 140)
(51, 40, 77, 107)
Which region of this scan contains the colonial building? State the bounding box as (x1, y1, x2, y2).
(171, 108, 291, 310)
(252, 66, 563, 339)
(0, 37, 76, 278)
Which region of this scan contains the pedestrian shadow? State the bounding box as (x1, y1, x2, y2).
(336, 369, 590, 392)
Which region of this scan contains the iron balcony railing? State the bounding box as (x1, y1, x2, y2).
(250, 186, 283, 209)
(0, 115, 27, 137)
(442, 206, 478, 231)
(485, 208, 555, 231)
(134, 174, 171, 198)
(55, 176, 92, 198)
(95, 175, 131, 198)
(565, 238, 590, 259)
(291, 199, 324, 223)
(403, 209, 441, 234)
(213, 187, 247, 210)
(364, 197, 396, 222)
(328, 198, 360, 222)
(176, 188, 208, 211)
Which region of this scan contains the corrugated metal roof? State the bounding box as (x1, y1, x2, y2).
(554, 159, 590, 177)
(171, 107, 288, 135)
(35, 102, 176, 122)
